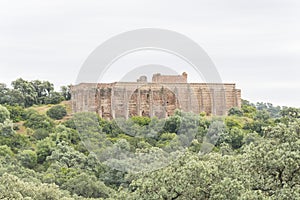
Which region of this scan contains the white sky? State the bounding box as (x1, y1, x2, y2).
(0, 0, 299, 107)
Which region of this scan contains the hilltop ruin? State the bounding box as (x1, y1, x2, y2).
(71, 72, 241, 119)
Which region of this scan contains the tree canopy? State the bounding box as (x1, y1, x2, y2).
(0, 84, 299, 199)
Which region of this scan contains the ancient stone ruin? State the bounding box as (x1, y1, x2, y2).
(71, 72, 241, 120)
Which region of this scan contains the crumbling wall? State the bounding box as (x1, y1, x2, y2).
(71, 74, 241, 119)
(152, 72, 187, 83)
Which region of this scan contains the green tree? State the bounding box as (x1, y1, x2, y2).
(12, 78, 37, 107)
(0, 145, 14, 158)
(0, 119, 15, 137)
(3, 105, 25, 122)
(33, 128, 50, 140)
(36, 137, 55, 164)
(46, 142, 87, 169)
(225, 116, 243, 130)
(241, 99, 257, 118)
(244, 120, 300, 198)
(280, 107, 300, 122)
(130, 116, 151, 126)
(0, 122, 30, 152)
(7, 89, 25, 106)
(205, 119, 226, 145)
(0, 173, 74, 200)
(228, 107, 243, 117)
(256, 102, 282, 118)
(61, 172, 112, 198)
(163, 113, 181, 133)
(120, 152, 255, 199)
(0, 105, 10, 123)
(45, 91, 64, 104)
(31, 80, 55, 104)
(61, 85, 72, 100)
(228, 127, 245, 149)
(18, 150, 37, 169)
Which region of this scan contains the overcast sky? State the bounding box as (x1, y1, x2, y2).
(0, 0, 299, 107)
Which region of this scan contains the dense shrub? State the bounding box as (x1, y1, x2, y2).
(24, 113, 54, 131)
(3, 105, 24, 122)
(0, 145, 14, 157)
(228, 107, 243, 117)
(47, 105, 67, 120)
(61, 172, 112, 198)
(33, 128, 50, 140)
(18, 150, 37, 169)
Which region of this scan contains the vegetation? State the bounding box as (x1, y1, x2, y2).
(0, 78, 70, 107)
(0, 79, 299, 199)
(47, 105, 67, 120)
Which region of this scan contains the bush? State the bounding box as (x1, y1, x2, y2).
(24, 113, 54, 131)
(3, 105, 25, 122)
(18, 149, 37, 169)
(0, 105, 10, 123)
(46, 105, 67, 120)
(33, 128, 50, 140)
(22, 109, 38, 120)
(36, 137, 55, 164)
(61, 172, 112, 198)
(130, 116, 151, 126)
(0, 145, 14, 157)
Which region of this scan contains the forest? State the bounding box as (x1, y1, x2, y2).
(0, 78, 299, 199)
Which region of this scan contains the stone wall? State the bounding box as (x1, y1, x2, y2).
(152, 72, 187, 83)
(71, 74, 241, 120)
